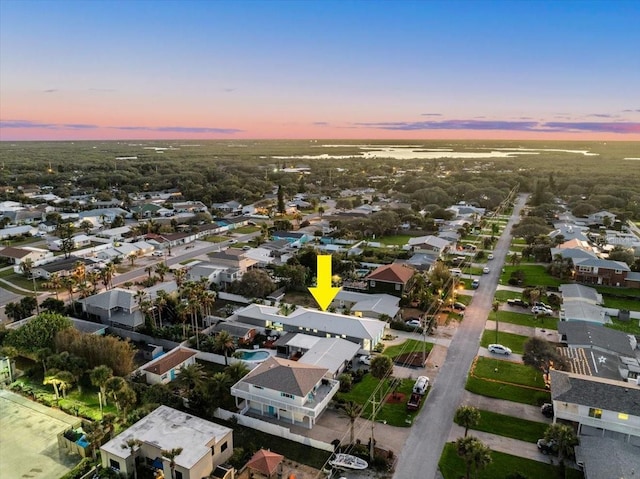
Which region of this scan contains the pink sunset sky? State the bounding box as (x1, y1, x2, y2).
(1, 1, 639, 141)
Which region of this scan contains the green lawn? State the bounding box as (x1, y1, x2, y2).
(232, 225, 260, 234)
(606, 318, 640, 335)
(466, 357, 550, 406)
(439, 443, 583, 479)
(381, 339, 433, 359)
(495, 310, 558, 330)
(0, 272, 39, 294)
(603, 296, 640, 311)
(203, 235, 230, 243)
(459, 409, 548, 443)
(493, 290, 522, 301)
(511, 238, 527, 245)
(374, 234, 413, 246)
(336, 375, 423, 427)
(480, 330, 529, 354)
(500, 265, 562, 287)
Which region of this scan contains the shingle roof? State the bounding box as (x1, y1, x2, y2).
(143, 347, 197, 376)
(559, 284, 602, 304)
(0, 246, 31, 259)
(558, 322, 634, 357)
(573, 257, 631, 271)
(241, 356, 328, 396)
(575, 437, 640, 479)
(366, 263, 415, 284)
(550, 370, 640, 416)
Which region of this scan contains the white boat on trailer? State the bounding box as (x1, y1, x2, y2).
(329, 453, 368, 470)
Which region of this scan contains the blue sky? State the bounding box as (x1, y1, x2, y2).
(1, 0, 639, 140)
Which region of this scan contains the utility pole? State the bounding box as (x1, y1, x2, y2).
(370, 396, 377, 462)
(32, 275, 40, 315)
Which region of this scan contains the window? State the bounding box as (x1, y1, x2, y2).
(221, 441, 228, 452)
(614, 269, 623, 274)
(109, 459, 120, 470)
(578, 266, 592, 273)
(175, 472, 183, 479)
(618, 413, 629, 420)
(395, 284, 401, 290)
(254, 385, 263, 389)
(588, 408, 602, 419)
(281, 392, 294, 399)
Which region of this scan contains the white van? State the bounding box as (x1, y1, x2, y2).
(413, 376, 430, 395)
(449, 268, 462, 277)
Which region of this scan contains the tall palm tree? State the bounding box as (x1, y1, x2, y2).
(121, 439, 142, 479)
(105, 376, 127, 411)
(19, 258, 34, 278)
(454, 406, 481, 438)
(207, 372, 232, 409)
(161, 448, 183, 479)
(177, 363, 207, 395)
(340, 401, 361, 445)
(48, 272, 61, 300)
(213, 331, 235, 365)
(101, 262, 116, 290)
(175, 302, 189, 339)
(155, 262, 170, 282)
(544, 423, 579, 466)
(90, 365, 113, 407)
(455, 436, 492, 479)
(144, 265, 154, 279)
(154, 290, 169, 328)
(173, 268, 187, 290)
(200, 290, 216, 319)
(61, 276, 76, 305)
(225, 362, 249, 383)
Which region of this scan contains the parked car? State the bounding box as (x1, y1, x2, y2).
(413, 376, 430, 395)
(534, 301, 551, 309)
(406, 392, 422, 411)
(152, 250, 164, 257)
(537, 438, 558, 455)
(532, 306, 553, 316)
(358, 355, 372, 366)
(452, 302, 467, 311)
(406, 319, 422, 328)
(541, 403, 554, 418)
(482, 266, 490, 274)
(449, 268, 463, 277)
(471, 279, 480, 289)
(488, 344, 512, 355)
(487, 253, 494, 260)
(507, 298, 530, 308)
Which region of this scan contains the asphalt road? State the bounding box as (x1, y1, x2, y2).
(393, 193, 528, 479)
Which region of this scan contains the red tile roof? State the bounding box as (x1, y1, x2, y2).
(366, 263, 415, 284)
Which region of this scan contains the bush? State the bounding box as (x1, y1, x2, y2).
(338, 373, 353, 392)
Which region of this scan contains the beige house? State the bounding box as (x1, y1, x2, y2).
(100, 405, 233, 479)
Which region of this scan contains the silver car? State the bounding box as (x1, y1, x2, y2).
(488, 344, 512, 355)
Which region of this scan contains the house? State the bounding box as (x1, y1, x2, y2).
(407, 235, 451, 256)
(211, 200, 242, 215)
(172, 201, 208, 213)
(575, 436, 640, 479)
(331, 290, 400, 320)
(271, 231, 311, 248)
(549, 223, 590, 242)
(100, 405, 233, 479)
(81, 288, 144, 329)
(587, 210, 617, 226)
(47, 234, 91, 251)
(187, 262, 228, 286)
(207, 249, 258, 284)
(549, 370, 640, 445)
(142, 347, 198, 384)
(573, 257, 631, 286)
(231, 356, 339, 428)
(365, 263, 416, 297)
(273, 333, 360, 378)
(559, 301, 609, 325)
(31, 256, 97, 280)
(0, 246, 52, 266)
(211, 321, 257, 345)
(234, 304, 386, 352)
(559, 284, 603, 305)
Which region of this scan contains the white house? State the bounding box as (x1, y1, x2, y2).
(100, 405, 233, 479)
(231, 356, 339, 428)
(141, 347, 198, 384)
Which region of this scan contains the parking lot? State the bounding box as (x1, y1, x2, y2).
(0, 389, 81, 479)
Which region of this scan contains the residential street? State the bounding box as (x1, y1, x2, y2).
(393, 193, 529, 479)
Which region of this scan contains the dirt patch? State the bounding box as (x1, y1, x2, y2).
(394, 352, 428, 368)
(384, 392, 407, 404)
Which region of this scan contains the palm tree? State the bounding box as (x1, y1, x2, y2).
(454, 406, 481, 438)
(173, 267, 187, 290)
(492, 300, 501, 343)
(455, 436, 492, 479)
(105, 376, 127, 410)
(121, 439, 143, 479)
(90, 365, 113, 407)
(161, 448, 183, 479)
(144, 265, 154, 279)
(225, 362, 249, 383)
(213, 331, 235, 365)
(544, 423, 579, 466)
(207, 372, 232, 408)
(154, 290, 169, 328)
(155, 262, 170, 282)
(175, 302, 189, 339)
(340, 401, 361, 445)
(62, 276, 76, 304)
(101, 262, 116, 290)
(48, 272, 61, 300)
(35, 347, 51, 375)
(177, 363, 207, 395)
(200, 290, 216, 319)
(19, 258, 34, 278)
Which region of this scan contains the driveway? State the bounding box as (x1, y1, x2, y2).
(393, 192, 528, 479)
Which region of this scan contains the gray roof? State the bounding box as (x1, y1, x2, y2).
(236, 304, 386, 342)
(558, 322, 635, 357)
(82, 288, 135, 310)
(407, 235, 449, 249)
(70, 318, 107, 334)
(550, 247, 597, 261)
(212, 322, 256, 338)
(573, 257, 631, 272)
(101, 405, 231, 469)
(334, 290, 400, 318)
(299, 337, 360, 373)
(38, 256, 96, 273)
(626, 272, 640, 282)
(550, 370, 640, 417)
(240, 356, 328, 396)
(559, 284, 603, 304)
(574, 436, 640, 479)
(561, 302, 608, 324)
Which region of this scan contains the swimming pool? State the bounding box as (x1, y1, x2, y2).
(237, 349, 272, 362)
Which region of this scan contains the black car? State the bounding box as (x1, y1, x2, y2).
(541, 403, 554, 418)
(537, 438, 558, 455)
(507, 298, 529, 308)
(452, 302, 467, 311)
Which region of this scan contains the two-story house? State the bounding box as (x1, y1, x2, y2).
(572, 257, 631, 286)
(365, 263, 416, 297)
(231, 356, 339, 428)
(550, 370, 640, 445)
(100, 405, 233, 479)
